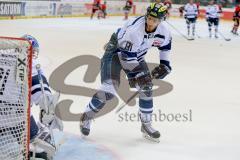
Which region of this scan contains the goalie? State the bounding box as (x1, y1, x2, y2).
(22, 35, 63, 160)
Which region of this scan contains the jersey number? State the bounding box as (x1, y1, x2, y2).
(124, 41, 133, 51)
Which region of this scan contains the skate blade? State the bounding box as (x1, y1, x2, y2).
(30, 158, 46, 160)
(142, 133, 160, 143)
(187, 38, 194, 41)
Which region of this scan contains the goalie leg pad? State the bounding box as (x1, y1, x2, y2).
(30, 116, 39, 140)
(31, 74, 51, 106)
(30, 124, 56, 160)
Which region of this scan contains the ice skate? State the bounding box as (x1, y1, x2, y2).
(141, 122, 160, 143)
(80, 112, 93, 136)
(139, 112, 160, 143)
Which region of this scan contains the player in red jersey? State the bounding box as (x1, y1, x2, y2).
(231, 3, 240, 35)
(98, 1, 107, 19)
(101, 1, 107, 19)
(91, 0, 101, 19)
(123, 0, 133, 20)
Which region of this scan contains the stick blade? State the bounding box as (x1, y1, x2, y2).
(187, 38, 195, 41)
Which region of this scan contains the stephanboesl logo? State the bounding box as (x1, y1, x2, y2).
(49, 55, 173, 121)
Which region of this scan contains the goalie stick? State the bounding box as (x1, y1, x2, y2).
(35, 64, 56, 151)
(36, 64, 66, 148)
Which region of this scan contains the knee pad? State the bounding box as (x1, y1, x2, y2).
(88, 90, 115, 113)
(139, 85, 152, 99)
(94, 90, 115, 102)
(30, 116, 39, 140)
(99, 79, 119, 97)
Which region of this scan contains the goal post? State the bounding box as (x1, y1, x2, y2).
(0, 36, 32, 160)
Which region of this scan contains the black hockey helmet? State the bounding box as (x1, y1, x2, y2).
(146, 3, 168, 20)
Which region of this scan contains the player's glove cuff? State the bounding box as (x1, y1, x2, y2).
(151, 60, 171, 79)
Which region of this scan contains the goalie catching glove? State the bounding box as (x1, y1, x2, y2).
(39, 92, 63, 131)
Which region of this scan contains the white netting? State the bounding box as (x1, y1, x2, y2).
(0, 37, 32, 160)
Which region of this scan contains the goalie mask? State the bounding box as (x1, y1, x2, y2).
(21, 34, 39, 59)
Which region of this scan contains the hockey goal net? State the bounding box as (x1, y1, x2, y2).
(0, 37, 32, 160)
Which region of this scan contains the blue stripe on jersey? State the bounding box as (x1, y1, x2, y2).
(31, 75, 51, 95)
(32, 75, 49, 87)
(154, 34, 165, 39)
(31, 87, 51, 95)
(186, 14, 197, 16)
(130, 16, 144, 26)
(118, 30, 126, 41)
(121, 50, 137, 58)
(118, 17, 144, 41)
(158, 41, 172, 51)
(116, 28, 121, 35)
(137, 51, 147, 59)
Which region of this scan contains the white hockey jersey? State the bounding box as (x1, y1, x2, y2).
(206, 4, 221, 19)
(116, 16, 172, 71)
(184, 3, 198, 18)
(31, 59, 51, 105)
(32, 59, 44, 77)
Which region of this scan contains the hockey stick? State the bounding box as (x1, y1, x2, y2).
(36, 64, 50, 115)
(218, 31, 231, 41)
(195, 32, 201, 39)
(165, 20, 194, 41)
(115, 88, 140, 113)
(115, 76, 155, 114)
(35, 64, 56, 148)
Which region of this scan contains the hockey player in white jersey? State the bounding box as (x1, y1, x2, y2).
(80, 3, 172, 142)
(22, 35, 63, 160)
(206, 0, 222, 38)
(184, 0, 198, 39)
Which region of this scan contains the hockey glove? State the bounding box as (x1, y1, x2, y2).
(128, 72, 153, 90)
(151, 63, 171, 79)
(39, 92, 63, 131)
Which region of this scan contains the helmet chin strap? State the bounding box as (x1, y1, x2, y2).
(145, 23, 158, 33)
(145, 16, 161, 33)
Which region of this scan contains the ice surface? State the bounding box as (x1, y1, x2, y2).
(0, 16, 239, 160)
